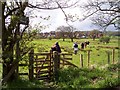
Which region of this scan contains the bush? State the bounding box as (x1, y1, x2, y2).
(107, 63, 119, 72)
(99, 36, 110, 43)
(97, 78, 119, 88)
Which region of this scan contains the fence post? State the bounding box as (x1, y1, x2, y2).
(112, 48, 115, 64)
(29, 49, 34, 81)
(88, 50, 90, 67)
(80, 54, 83, 68)
(107, 51, 110, 64)
(53, 51, 60, 81)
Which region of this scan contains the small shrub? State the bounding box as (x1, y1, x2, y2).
(107, 63, 119, 72)
(73, 76, 90, 87)
(99, 36, 110, 43)
(48, 37, 52, 40)
(97, 78, 119, 88)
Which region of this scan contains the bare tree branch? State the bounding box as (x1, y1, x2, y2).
(5, 7, 20, 18)
(20, 25, 29, 39)
(28, 0, 79, 10)
(56, 1, 68, 21)
(81, 0, 120, 30)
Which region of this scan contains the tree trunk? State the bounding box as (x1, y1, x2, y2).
(62, 34, 65, 41)
(0, 2, 2, 38)
(15, 23, 20, 79)
(2, 35, 16, 82)
(2, 2, 6, 80)
(2, 60, 19, 84)
(2, 3, 16, 83)
(69, 32, 73, 42)
(1, 2, 29, 83)
(71, 38, 73, 42)
(63, 38, 65, 41)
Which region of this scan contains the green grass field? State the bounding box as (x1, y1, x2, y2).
(0, 37, 119, 88)
(32, 38, 118, 68)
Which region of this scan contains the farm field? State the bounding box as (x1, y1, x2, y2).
(0, 37, 119, 88)
(32, 38, 119, 68)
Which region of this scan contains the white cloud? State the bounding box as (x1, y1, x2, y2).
(30, 7, 89, 32)
(28, 0, 115, 32)
(28, 0, 92, 32)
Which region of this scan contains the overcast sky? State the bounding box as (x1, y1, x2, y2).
(28, 0, 115, 33)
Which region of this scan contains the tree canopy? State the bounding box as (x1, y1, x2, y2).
(81, 0, 120, 30)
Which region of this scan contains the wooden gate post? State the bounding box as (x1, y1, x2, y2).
(107, 51, 110, 64)
(112, 48, 115, 64)
(87, 50, 90, 67)
(53, 51, 60, 81)
(29, 49, 34, 81)
(80, 54, 83, 68)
